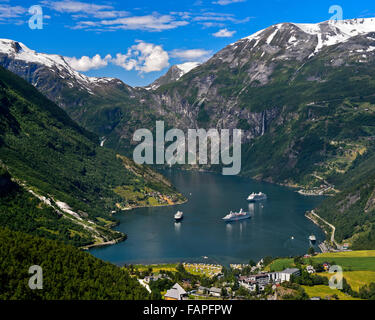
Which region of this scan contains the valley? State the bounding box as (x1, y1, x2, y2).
(1, 14, 375, 302)
(2, 19, 375, 249)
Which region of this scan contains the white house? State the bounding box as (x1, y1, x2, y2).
(238, 277, 257, 292)
(278, 268, 300, 282)
(266, 268, 301, 283)
(249, 273, 269, 285)
(209, 287, 222, 297)
(306, 265, 315, 274)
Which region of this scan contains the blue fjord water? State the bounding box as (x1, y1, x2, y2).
(90, 170, 325, 266)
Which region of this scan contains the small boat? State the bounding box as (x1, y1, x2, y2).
(291, 236, 295, 240)
(247, 192, 267, 202)
(309, 235, 316, 244)
(174, 211, 183, 221)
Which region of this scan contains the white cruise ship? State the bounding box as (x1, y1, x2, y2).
(247, 192, 267, 202)
(222, 209, 251, 222)
(174, 211, 183, 221)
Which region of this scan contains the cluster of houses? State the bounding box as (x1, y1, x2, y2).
(143, 274, 167, 283)
(164, 284, 225, 300)
(238, 268, 301, 292)
(197, 286, 222, 297)
(162, 268, 302, 300)
(183, 263, 222, 278)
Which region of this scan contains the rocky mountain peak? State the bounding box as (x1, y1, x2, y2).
(0, 38, 119, 92)
(232, 18, 375, 56)
(145, 62, 200, 90)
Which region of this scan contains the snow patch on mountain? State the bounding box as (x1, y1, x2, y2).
(294, 18, 375, 54)
(175, 62, 200, 79)
(234, 18, 375, 54)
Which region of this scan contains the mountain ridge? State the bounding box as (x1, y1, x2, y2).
(0, 65, 185, 247)
(2, 17, 375, 248)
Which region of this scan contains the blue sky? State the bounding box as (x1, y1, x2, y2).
(1, 0, 375, 86)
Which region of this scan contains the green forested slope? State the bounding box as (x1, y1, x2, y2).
(0, 66, 184, 246)
(0, 227, 149, 300)
(316, 153, 375, 249)
(0, 168, 96, 246)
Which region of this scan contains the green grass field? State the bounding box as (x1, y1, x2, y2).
(132, 264, 178, 273)
(306, 251, 375, 271)
(266, 258, 295, 272)
(317, 251, 375, 258)
(302, 285, 362, 300)
(317, 271, 375, 291)
(268, 251, 375, 300)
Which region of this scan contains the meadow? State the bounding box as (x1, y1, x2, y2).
(133, 264, 178, 273)
(318, 271, 375, 291)
(302, 285, 361, 300)
(307, 250, 375, 271)
(266, 258, 295, 272)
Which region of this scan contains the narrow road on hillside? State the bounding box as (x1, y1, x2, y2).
(310, 210, 338, 248)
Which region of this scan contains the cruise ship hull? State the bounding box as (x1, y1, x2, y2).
(247, 197, 267, 202)
(223, 215, 251, 222)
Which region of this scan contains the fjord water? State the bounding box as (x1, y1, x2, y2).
(91, 170, 325, 266)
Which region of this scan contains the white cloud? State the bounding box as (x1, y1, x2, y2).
(212, 28, 236, 37)
(213, 0, 246, 5)
(112, 41, 169, 73)
(170, 49, 212, 61)
(65, 42, 170, 73)
(65, 54, 111, 71)
(43, 2, 188, 32)
(0, 4, 26, 20)
(41, 1, 250, 32)
(193, 12, 250, 24)
(200, 21, 225, 28)
(97, 14, 189, 32)
(42, 0, 128, 19)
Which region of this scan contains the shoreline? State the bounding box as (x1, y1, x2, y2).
(164, 167, 336, 197)
(85, 169, 329, 255)
(82, 235, 127, 250)
(305, 210, 342, 252)
(116, 198, 188, 212)
(85, 198, 188, 251)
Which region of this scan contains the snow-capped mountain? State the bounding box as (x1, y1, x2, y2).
(0, 38, 138, 129)
(145, 62, 200, 90)
(0, 38, 124, 94)
(233, 18, 375, 57)
(2, 17, 375, 153)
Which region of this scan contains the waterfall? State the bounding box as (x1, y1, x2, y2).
(261, 111, 266, 136)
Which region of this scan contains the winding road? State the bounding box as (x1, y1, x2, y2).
(310, 210, 339, 248)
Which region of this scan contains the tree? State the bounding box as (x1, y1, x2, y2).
(263, 256, 273, 267)
(249, 260, 256, 267)
(176, 263, 185, 273)
(221, 287, 227, 297)
(293, 256, 303, 266)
